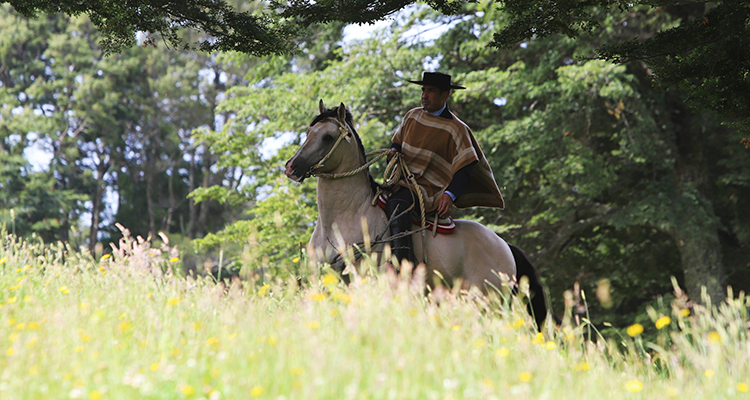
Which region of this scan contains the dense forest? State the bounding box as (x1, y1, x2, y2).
(1, 1, 748, 330)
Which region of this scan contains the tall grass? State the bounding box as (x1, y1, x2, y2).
(0, 229, 748, 400)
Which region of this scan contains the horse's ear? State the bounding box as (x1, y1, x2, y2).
(318, 99, 326, 114)
(337, 102, 347, 121)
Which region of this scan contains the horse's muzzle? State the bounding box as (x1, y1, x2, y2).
(284, 159, 306, 182)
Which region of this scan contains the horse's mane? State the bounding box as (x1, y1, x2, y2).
(311, 106, 380, 195)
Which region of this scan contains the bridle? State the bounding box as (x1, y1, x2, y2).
(303, 117, 390, 180)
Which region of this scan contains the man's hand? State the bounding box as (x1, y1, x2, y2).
(437, 193, 453, 218)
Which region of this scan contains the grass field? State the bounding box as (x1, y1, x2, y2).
(1, 231, 748, 400)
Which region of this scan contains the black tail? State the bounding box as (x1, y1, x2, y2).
(508, 244, 558, 330)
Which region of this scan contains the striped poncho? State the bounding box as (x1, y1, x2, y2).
(392, 107, 505, 212)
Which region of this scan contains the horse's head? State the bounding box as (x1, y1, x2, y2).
(285, 100, 362, 182)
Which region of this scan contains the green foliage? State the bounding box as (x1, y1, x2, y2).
(6, 0, 298, 56)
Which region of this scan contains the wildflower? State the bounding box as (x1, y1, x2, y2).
(626, 323, 644, 337)
(322, 273, 338, 287)
(150, 362, 159, 371)
(27, 322, 40, 330)
(655, 316, 671, 329)
(482, 379, 495, 388)
(545, 341, 556, 350)
(308, 321, 320, 330)
(27, 337, 39, 348)
(737, 383, 749, 393)
(167, 297, 181, 306)
(268, 336, 277, 346)
(257, 284, 270, 297)
(290, 367, 303, 376)
(496, 347, 510, 357)
(574, 361, 591, 372)
(228, 333, 238, 340)
(9, 284, 21, 291)
(625, 380, 643, 392)
(0, 257, 5, 264)
(7, 296, 17, 304)
(679, 308, 690, 317)
(118, 321, 132, 331)
(206, 337, 219, 347)
(59, 286, 70, 295)
(707, 331, 721, 343)
(80, 334, 91, 342)
(100, 254, 111, 260)
(250, 386, 264, 397)
(6, 347, 15, 356)
(519, 372, 532, 382)
(532, 332, 544, 345)
(89, 390, 103, 400)
(704, 369, 716, 378)
(512, 318, 524, 329)
(181, 384, 195, 396)
(169, 257, 180, 263)
(292, 257, 300, 263)
(453, 325, 460, 331)
(310, 292, 327, 302)
(75, 346, 84, 353)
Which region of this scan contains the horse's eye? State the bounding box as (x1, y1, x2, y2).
(322, 134, 334, 142)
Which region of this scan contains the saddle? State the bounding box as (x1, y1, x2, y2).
(376, 193, 456, 234)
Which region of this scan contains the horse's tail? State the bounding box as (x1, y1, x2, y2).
(508, 244, 560, 330)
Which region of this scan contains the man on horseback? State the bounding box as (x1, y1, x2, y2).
(385, 71, 505, 269)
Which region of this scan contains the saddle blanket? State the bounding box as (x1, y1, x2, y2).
(376, 193, 456, 234)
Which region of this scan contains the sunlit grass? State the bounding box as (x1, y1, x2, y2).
(0, 230, 748, 399)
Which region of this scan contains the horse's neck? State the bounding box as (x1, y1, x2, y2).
(316, 171, 375, 227)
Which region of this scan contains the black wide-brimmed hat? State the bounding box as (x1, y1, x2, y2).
(407, 72, 465, 90)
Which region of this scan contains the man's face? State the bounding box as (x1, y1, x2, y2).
(421, 85, 450, 113)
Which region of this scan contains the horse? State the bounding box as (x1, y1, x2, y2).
(285, 101, 550, 327)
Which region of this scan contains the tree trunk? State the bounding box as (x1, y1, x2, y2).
(671, 226, 726, 304)
(187, 147, 196, 238)
(88, 160, 108, 253)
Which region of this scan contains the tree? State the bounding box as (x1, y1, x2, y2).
(5, 0, 297, 56)
(493, 1, 750, 134)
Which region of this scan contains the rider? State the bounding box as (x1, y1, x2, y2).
(385, 71, 505, 268)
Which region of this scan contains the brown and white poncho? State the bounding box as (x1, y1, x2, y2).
(392, 108, 505, 212)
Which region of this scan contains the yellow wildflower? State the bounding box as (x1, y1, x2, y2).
(626, 323, 644, 337)
(0, 257, 5, 264)
(680, 308, 690, 317)
(59, 286, 70, 295)
(545, 341, 556, 350)
(512, 318, 524, 329)
(169, 257, 180, 263)
(574, 361, 591, 372)
(308, 321, 320, 330)
(89, 390, 103, 400)
(257, 284, 270, 297)
(532, 332, 544, 345)
(625, 380, 643, 392)
(250, 386, 264, 397)
(519, 372, 532, 382)
(292, 257, 300, 263)
(655, 316, 671, 329)
(496, 347, 510, 358)
(181, 385, 195, 396)
(705, 369, 716, 378)
(737, 383, 749, 393)
(100, 254, 111, 260)
(322, 273, 338, 287)
(167, 297, 181, 306)
(6, 347, 15, 356)
(707, 331, 721, 343)
(310, 292, 327, 301)
(150, 362, 159, 371)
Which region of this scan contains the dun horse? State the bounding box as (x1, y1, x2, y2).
(285, 101, 549, 327)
